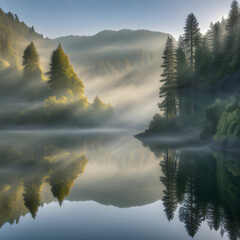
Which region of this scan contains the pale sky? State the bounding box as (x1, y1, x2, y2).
(0, 0, 232, 39)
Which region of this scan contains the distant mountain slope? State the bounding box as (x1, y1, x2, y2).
(56, 29, 170, 50)
(54, 29, 172, 77)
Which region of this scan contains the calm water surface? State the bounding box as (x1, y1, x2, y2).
(0, 130, 238, 240)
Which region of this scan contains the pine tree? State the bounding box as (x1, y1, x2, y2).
(176, 47, 190, 88)
(209, 22, 224, 78)
(224, 0, 240, 71)
(226, 0, 240, 33)
(47, 44, 84, 97)
(210, 22, 223, 55)
(195, 37, 212, 84)
(159, 37, 177, 122)
(183, 13, 201, 89)
(30, 26, 35, 34)
(14, 14, 19, 22)
(22, 42, 42, 80)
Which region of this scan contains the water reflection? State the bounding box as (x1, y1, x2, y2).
(0, 131, 239, 240)
(139, 138, 240, 240)
(0, 130, 161, 231)
(0, 140, 88, 226)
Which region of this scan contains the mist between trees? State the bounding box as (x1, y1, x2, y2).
(0, 12, 113, 128)
(139, 0, 240, 152)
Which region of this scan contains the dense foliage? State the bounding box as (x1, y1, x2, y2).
(143, 0, 240, 150)
(203, 96, 240, 149)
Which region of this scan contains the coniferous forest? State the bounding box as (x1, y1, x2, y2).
(138, 0, 240, 152)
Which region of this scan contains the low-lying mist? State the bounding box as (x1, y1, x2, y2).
(0, 29, 173, 129)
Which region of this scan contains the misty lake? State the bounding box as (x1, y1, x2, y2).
(0, 129, 238, 240)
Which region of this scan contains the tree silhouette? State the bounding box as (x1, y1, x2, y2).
(183, 13, 201, 89)
(176, 47, 190, 88)
(226, 0, 240, 33)
(183, 13, 201, 121)
(139, 138, 240, 239)
(224, 0, 240, 71)
(207, 204, 224, 233)
(159, 37, 177, 122)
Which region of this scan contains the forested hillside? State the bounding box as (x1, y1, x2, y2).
(0, 8, 113, 127)
(55, 30, 171, 77)
(0, 8, 44, 67)
(139, 0, 240, 152)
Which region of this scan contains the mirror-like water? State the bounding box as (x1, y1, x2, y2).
(0, 130, 238, 240)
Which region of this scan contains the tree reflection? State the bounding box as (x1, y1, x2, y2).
(23, 177, 43, 219)
(178, 159, 202, 238)
(47, 153, 88, 205)
(139, 138, 240, 240)
(0, 145, 88, 223)
(160, 149, 178, 221)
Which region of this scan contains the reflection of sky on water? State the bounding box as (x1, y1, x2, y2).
(0, 201, 227, 240)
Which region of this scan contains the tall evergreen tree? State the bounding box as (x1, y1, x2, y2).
(195, 37, 212, 84)
(210, 22, 223, 55)
(176, 47, 190, 88)
(47, 44, 84, 98)
(183, 13, 201, 89)
(22, 42, 42, 80)
(159, 37, 177, 121)
(225, 0, 240, 71)
(209, 22, 224, 79)
(226, 0, 240, 33)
